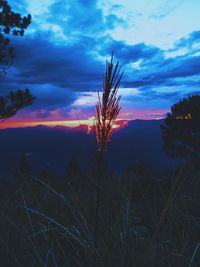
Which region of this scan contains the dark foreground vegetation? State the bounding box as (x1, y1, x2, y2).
(1, 1, 200, 264)
(0, 158, 200, 267)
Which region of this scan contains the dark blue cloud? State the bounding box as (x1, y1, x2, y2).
(100, 38, 164, 64)
(2, 29, 200, 113)
(158, 56, 200, 78)
(8, 33, 104, 90)
(175, 30, 200, 48)
(119, 29, 200, 92)
(123, 54, 200, 92)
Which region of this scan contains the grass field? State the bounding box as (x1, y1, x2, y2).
(0, 158, 200, 267)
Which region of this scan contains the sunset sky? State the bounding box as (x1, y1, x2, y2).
(1, 0, 200, 128)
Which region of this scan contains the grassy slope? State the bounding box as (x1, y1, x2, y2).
(0, 159, 200, 267)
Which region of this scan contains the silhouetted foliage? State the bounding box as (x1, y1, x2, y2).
(94, 54, 123, 248)
(0, 160, 200, 266)
(0, 89, 35, 120)
(95, 54, 124, 156)
(161, 95, 200, 160)
(0, 1, 33, 120)
(0, 0, 31, 75)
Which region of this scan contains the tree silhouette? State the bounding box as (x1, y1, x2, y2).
(0, 89, 34, 120)
(160, 95, 200, 160)
(0, 0, 31, 75)
(0, 1, 34, 120)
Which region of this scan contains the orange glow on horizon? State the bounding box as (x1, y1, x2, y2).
(0, 110, 166, 131)
(0, 107, 168, 130)
(0, 118, 129, 131)
(0, 119, 93, 129)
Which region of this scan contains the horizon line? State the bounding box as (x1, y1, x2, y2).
(0, 117, 165, 130)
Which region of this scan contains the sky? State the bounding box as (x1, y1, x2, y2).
(1, 0, 200, 128)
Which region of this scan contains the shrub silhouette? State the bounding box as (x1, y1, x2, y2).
(161, 95, 200, 160)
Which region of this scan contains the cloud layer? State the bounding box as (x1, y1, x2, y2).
(1, 0, 200, 121)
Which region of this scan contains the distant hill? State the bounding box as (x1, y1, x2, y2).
(0, 120, 177, 179)
(107, 119, 174, 171)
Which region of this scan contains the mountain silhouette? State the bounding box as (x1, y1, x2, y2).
(0, 120, 177, 179)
